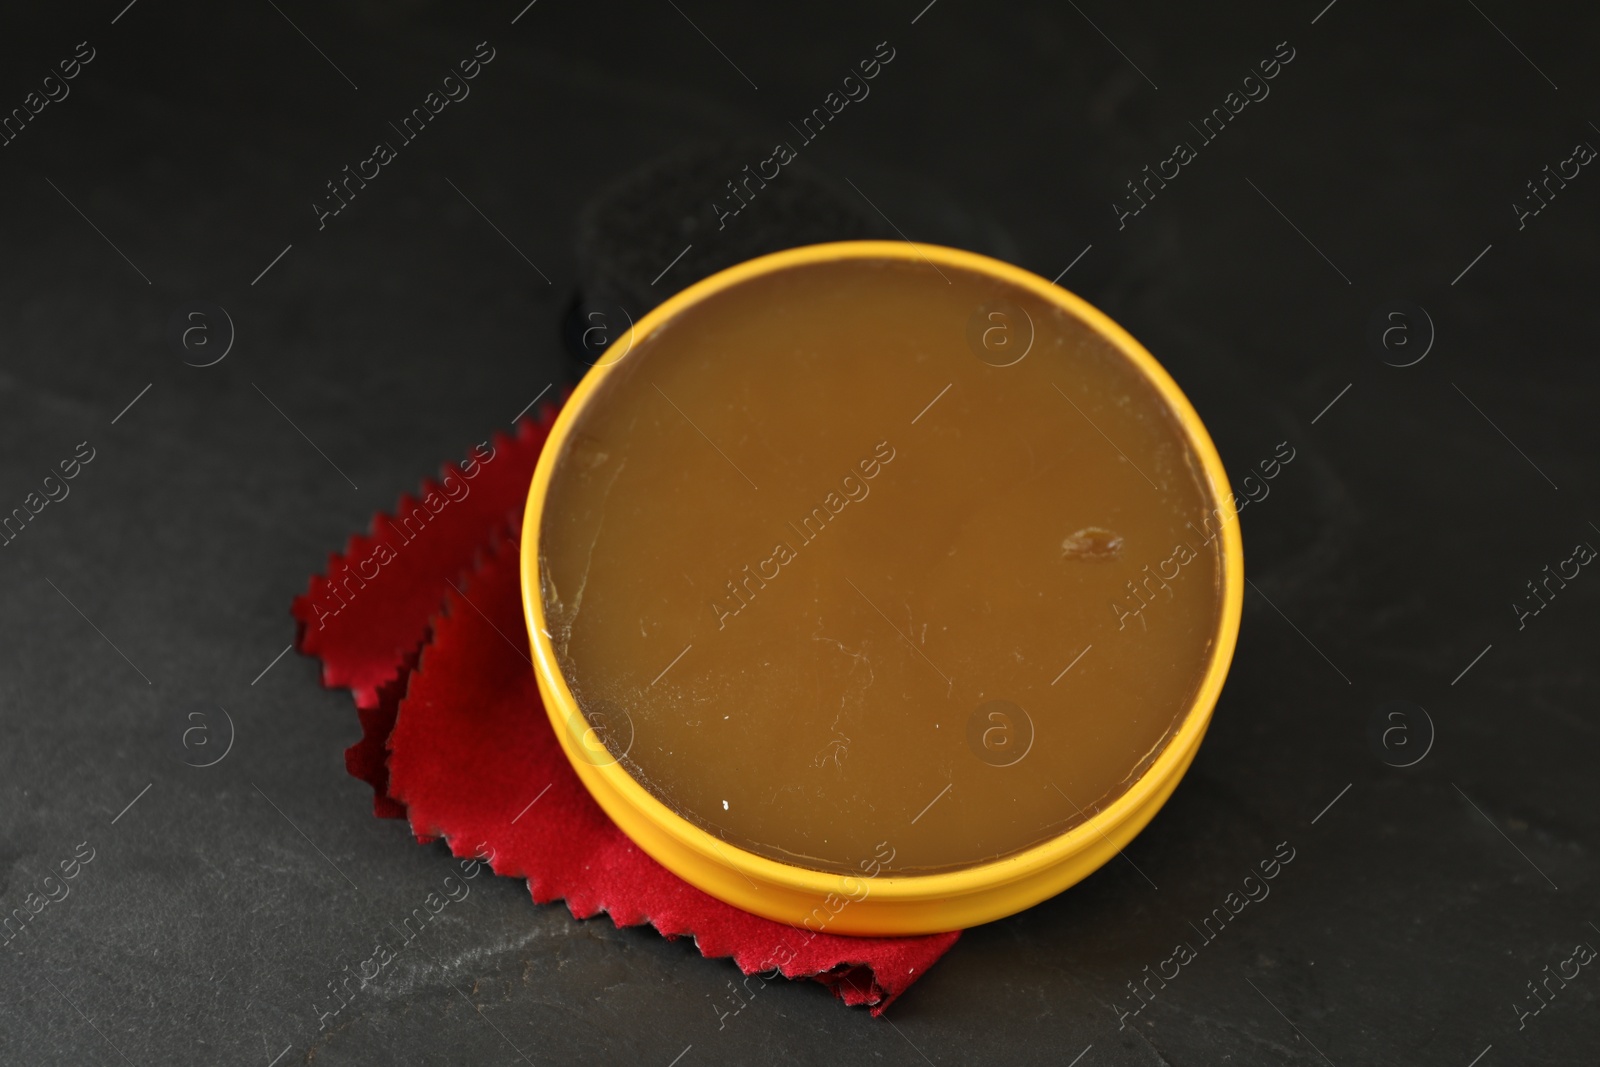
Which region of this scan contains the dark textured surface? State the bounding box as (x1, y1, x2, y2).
(1, 1, 1596, 1064)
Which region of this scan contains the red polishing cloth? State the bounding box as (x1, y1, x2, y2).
(291, 409, 960, 1012)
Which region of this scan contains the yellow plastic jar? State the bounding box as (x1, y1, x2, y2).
(520, 241, 1243, 935)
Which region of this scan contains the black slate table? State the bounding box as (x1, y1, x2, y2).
(1, 2, 1596, 1064)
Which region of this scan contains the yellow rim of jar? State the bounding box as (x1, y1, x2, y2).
(520, 241, 1244, 936)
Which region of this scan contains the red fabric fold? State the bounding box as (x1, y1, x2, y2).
(291, 410, 959, 1012)
(292, 414, 557, 817)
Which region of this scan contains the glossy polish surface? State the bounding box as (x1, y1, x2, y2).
(539, 258, 1223, 875)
